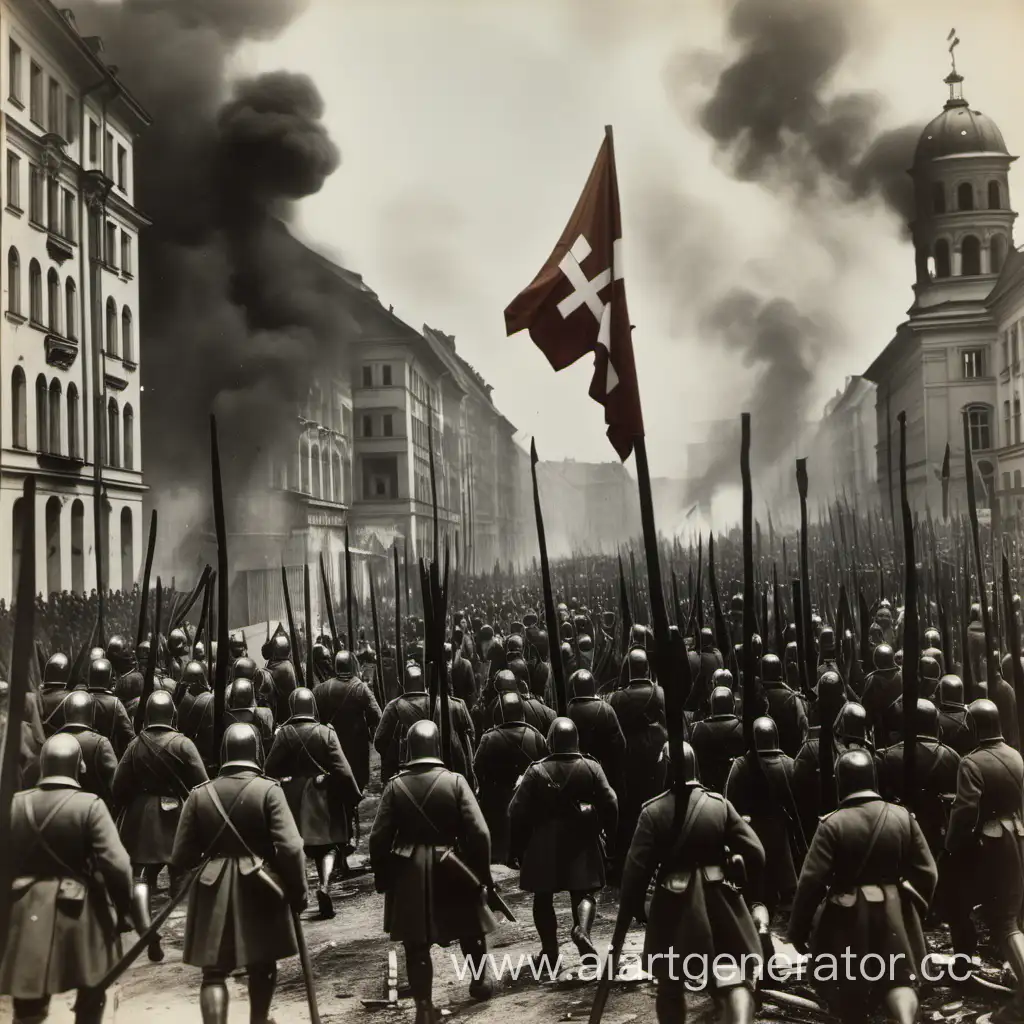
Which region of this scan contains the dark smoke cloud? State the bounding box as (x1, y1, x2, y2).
(67, 0, 350, 560)
(663, 0, 925, 510)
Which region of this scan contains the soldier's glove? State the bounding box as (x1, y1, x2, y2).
(750, 903, 770, 933)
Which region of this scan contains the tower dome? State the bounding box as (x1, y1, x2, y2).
(915, 89, 1008, 167)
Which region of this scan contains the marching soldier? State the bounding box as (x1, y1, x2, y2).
(25, 690, 118, 808)
(112, 689, 208, 962)
(937, 674, 974, 756)
(224, 678, 274, 763)
(171, 722, 308, 1024)
(614, 740, 765, 1024)
(0, 733, 139, 1024)
(264, 687, 362, 918)
(177, 661, 217, 769)
(788, 749, 937, 1024)
(861, 643, 903, 746)
(942, 698, 1024, 1018)
(374, 663, 431, 784)
(108, 635, 143, 706)
(369, 720, 498, 1023)
(264, 633, 299, 722)
(875, 698, 960, 857)
(508, 718, 617, 967)
(37, 651, 72, 735)
(565, 668, 626, 793)
(690, 685, 745, 795)
(759, 653, 808, 756)
(474, 691, 548, 865)
(313, 648, 383, 793)
(85, 658, 135, 758)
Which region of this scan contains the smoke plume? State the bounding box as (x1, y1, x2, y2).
(67, 0, 349, 566)
(667, 0, 924, 508)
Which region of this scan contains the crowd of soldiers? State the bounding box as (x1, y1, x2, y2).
(1, 579, 1024, 1024)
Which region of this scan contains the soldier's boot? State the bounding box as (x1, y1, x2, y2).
(315, 849, 337, 918)
(406, 944, 437, 1024)
(993, 932, 1024, 1023)
(131, 878, 162, 963)
(654, 979, 685, 1024)
(247, 963, 277, 1024)
(571, 896, 597, 958)
(73, 989, 106, 1024)
(882, 987, 918, 1024)
(531, 896, 560, 975)
(720, 984, 755, 1024)
(461, 937, 494, 1001)
(199, 977, 229, 1024)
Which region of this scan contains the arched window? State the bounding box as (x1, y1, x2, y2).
(67, 384, 79, 458)
(123, 403, 134, 470)
(120, 506, 133, 592)
(332, 451, 343, 503)
(65, 278, 76, 339)
(931, 182, 946, 214)
(11, 366, 26, 448)
(48, 378, 61, 456)
(45, 495, 61, 596)
(934, 239, 951, 278)
(989, 181, 1002, 210)
(105, 297, 118, 356)
(299, 436, 310, 493)
(35, 373, 48, 452)
(958, 182, 974, 211)
(992, 235, 1008, 275)
(121, 307, 133, 362)
(70, 499, 84, 593)
(47, 268, 60, 333)
(966, 405, 992, 452)
(962, 235, 981, 276)
(11, 497, 26, 597)
(7, 247, 20, 315)
(28, 259, 41, 322)
(107, 397, 120, 467)
(311, 443, 322, 498)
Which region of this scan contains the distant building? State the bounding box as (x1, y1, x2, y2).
(808, 376, 878, 507)
(1, 3, 150, 601)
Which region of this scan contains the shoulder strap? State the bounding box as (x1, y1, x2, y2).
(285, 723, 330, 777)
(393, 772, 446, 838)
(664, 789, 710, 865)
(24, 791, 85, 879)
(854, 802, 890, 884)
(137, 731, 192, 799)
(201, 776, 264, 859)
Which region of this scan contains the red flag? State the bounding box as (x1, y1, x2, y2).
(504, 126, 644, 461)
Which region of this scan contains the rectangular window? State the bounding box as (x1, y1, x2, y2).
(1015, 398, 1021, 445)
(105, 221, 117, 267)
(962, 349, 985, 379)
(363, 456, 398, 500)
(361, 365, 373, 387)
(47, 178, 59, 232)
(103, 130, 113, 176)
(969, 408, 991, 452)
(88, 119, 98, 164)
(116, 144, 126, 189)
(382, 364, 392, 386)
(362, 415, 373, 438)
(1005, 400, 1012, 446)
(64, 95, 76, 143)
(8, 41, 21, 103)
(28, 163, 42, 222)
(1004, 335, 1010, 370)
(63, 189, 75, 241)
(120, 230, 131, 273)
(383, 413, 394, 437)
(29, 62, 41, 123)
(47, 78, 60, 135)
(6, 152, 20, 211)
(1015, 333, 1021, 373)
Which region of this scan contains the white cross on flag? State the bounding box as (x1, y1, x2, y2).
(504, 127, 644, 461)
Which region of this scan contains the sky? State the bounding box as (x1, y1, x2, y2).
(231, 0, 1024, 493)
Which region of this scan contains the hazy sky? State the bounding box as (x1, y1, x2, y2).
(233, 0, 1024, 485)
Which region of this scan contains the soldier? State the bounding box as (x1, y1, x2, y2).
(508, 718, 617, 966)
(966, 603, 988, 690)
(918, 653, 943, 700)
(725, 717, 804, 920)
(690, 685, 745, 795)
(474, 691, 549, 865)
(875, 698, 960, 858)
(788, 749, 937, 1024)
(511, 658, 557, 736)
(171, 722, 308, 1024)
(937, 674, 974, 756)
(860, 643, 903, 746)
(264, 633, 299, 722)
(791, 672, 848, 836)
(25, 690, 118, 808)
(608, 648, 668, 879)
(942, 698, 1024, 1017)
(177, 662, 217, 769)
(369, 720, 497, 1023)
(375, 663, 432, 784)
(995, 653, 1022, 750)
(0, 733, 138, 1024)
(224, 678, 274, 762)
(37, 651, 72, 735)
(265, 687, 362, 918)
(108, 634, 143, 706)
(112, 689, 208, 962)
(565, 668, 626, 794)
(450, 635, 477, 704)
(760, 653, 808, 756)
(614, 740, 765, 1024)
(313, 649, 383, 794)
(167, 627, 189, 682)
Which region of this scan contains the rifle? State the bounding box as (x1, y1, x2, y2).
(293, 908, 322, 1024)
(587, 911, 632, 1024)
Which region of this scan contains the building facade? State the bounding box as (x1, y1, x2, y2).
(864, 63, 1019, 519)
(1, 2, 149, 601)
(808, 376, 879, 507)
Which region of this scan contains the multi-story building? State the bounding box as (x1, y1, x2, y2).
(807, 376, 879, 507)
(1, 2, 149, 601)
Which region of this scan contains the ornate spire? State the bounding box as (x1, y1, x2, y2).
(945, 29, 966, 108)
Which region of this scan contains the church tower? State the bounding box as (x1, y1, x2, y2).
(909, 55, 1016, 313)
